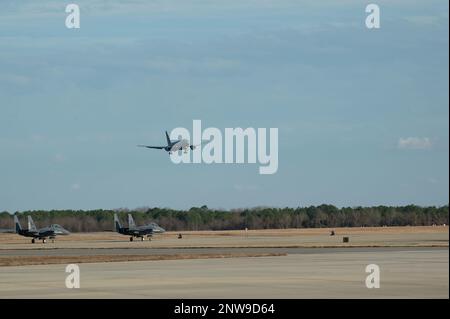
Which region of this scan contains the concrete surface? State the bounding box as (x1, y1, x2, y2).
(0, 248, 447, 298)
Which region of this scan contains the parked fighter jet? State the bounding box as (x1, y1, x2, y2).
(114, 213, 165, 241)
(137, 131, 196, 155)
(14, 215, 70, 243)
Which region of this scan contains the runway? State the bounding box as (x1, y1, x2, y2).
(0, 247, 447, 298)
(0, 227, 448, 298)
(0, 246, 446, 257)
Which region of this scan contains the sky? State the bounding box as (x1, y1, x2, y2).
(0, 0, 448, 212)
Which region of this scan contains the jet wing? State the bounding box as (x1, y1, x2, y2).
(38, 229, 55, 237)
(137, 145, 165, 149)
(134, 227, 154, 235)
(0, 229, 15, 233)
(190, 139, 212, 149)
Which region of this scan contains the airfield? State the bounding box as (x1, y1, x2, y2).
(0, 226, 448, 298)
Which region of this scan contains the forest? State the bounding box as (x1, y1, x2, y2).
(0, 204, 448, 232)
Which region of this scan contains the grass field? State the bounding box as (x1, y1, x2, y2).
(0, 252, 286, 267)
(0, 226, 447, 249)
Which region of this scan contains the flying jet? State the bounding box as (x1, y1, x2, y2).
(14, 215, 70, 243)
(137, 131, 197, 155)
(114, 213, 165, 241)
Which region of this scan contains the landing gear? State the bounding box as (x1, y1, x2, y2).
(31, 238, 35, 244)
(42, 239, 47, 243)
(141, 237, 145, 241)
(129, 237, 134, 242)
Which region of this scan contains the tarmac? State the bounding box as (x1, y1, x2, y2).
(0, 246, 446, 256)
(0, 247, 448, 298)
(0, 227, 448, 298)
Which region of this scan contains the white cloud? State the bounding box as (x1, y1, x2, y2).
(0, 74, 31, 86)
(30, 134, 46, 143)
(398, 137, 432, 150)
(143, 57, 240, 74)
(404, 16, 442, 26)
(234, 184, 259, 192)
(54, 153, 65, 162)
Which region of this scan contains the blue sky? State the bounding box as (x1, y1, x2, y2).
(0, 0, 448, 212)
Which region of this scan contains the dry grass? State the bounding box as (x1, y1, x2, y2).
(0, 252, 286, 267)
(1, 226, 448, 242)
(0, 226, 447, 250)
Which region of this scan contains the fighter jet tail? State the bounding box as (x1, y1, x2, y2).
(114, 214, 122, 232)
(27, 216, 37, 232)
(165, 131, 171, 146)
(14, 215, 22, 233)
(128, 214, 136, 228)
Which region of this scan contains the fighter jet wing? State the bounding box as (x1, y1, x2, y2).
(38, 229, 55, 237)
(0, 228, 15, 233)
(190, 139, 212, 150)
(137, 145, 165, 149)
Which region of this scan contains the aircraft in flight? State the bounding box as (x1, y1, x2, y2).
(14, 215, 70, 243)
(137, 131, 196, 155)
(114, 213, 165, 241)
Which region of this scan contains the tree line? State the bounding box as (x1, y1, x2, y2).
(0, 204, 448, 232)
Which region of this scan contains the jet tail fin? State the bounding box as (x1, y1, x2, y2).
(165, 131, 171, 146)
(114, 214, 122, 232)
(14, 215, 21, 233)
(128, 214, 136, 228)
(27, 216, 37, 232)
